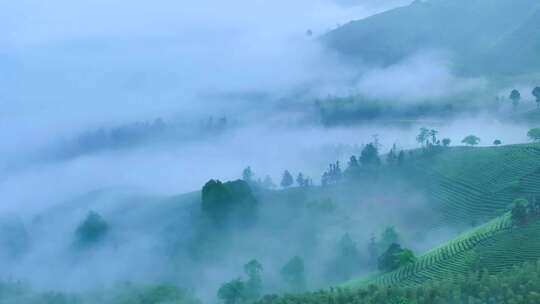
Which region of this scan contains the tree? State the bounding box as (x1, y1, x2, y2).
(244, 260, 263, 301)
(322, 161, 342, 185)
(377, 243, 415, 272)
(380, 227, 399, 252)
(377, 243, 402, 272)
(360, 143, 381, 167)
(442, 138, 451, 147)
(462, 135, 480, 146)
(367, 235, 378, 267)
(347, 155, 359, 171)
(333, 234, 361, 280)
(201, 179, 258, 227)
(510, 89, 521, 110)
(280, 256, 305, 291)
(533, 87, 540, 108)
(428, 129, 439, 145)
(218, 279, 246, 304)
(493, 139, 502, 146)
(280, 171, 294, 188)
(75, 211, 109, 246)
(416, 127, 430, 147)
(242, 167, 253, 182)
(397, 150, 405, 165)
(386, 144, 398, 165)
(398, 248, 417, 266)
(296, 173, 306, 187)
(527, 128, 540, 142)
(511, 198, 529, 226)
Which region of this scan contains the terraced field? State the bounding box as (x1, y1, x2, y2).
(342, 144, 540, 289)
(407, 144, 540, 226)
(346, 213, 540, 289)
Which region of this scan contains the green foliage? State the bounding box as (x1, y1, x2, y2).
(324, 0, 540, 75)
(510, 89, 521, 109)
(398, 249, 417, 266)
(217, 259, 264, 304)
(527, 128, 540, 142)
(511, 198, 530, 225)
(359, 143, 381, 167)
(0, 282, 200, 304)
(327, 234, 361, 281)
(377, 243, 415, 272)
(347, 156, 359, 170)
(256, 259, 540, 304)
(218, 279, 246, 304)
(280, 256, 305, 292)
(533, 87, 540, 107)
(442, 138, 451, 147)
(493, 139, 502, 146)
(244, 259, 263, 301)
(75, 211, 108, 247)
(201, 179, 258, 227)
(416, 128, 430, 147)
(379, 227, 399, 252)
(120, 284, 200, 304)
(322, 161, 342, 185)
(280, 171, 293, 189)
(461, 135, 480, 146)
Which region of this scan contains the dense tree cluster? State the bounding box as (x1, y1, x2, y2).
(321, 161, 343, 186)
(0, 282, 201, 304)
(462, 135, 481, 146)
(201, 179, 258, 228)
(280, 170, 294, 189)
(533, 87, 540, 108)
(325, 234, 362, 282)
(377, 243, 416, 272)
(510, 89, 521, 111)
(280, 256, 306, 292)
(218, 260, 264, 304)
(511, 198, 540, 226)
(527, 128, 540, 142)
(74, 211, 109, 247)
(256, 260, 540, 304)
(69, 116, 229, 159)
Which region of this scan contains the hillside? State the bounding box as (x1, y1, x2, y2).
(345, 212, 540, 288)
(403, 144, 540, 227)
(324, 0, 540, 75)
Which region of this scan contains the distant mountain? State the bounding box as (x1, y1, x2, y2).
(324, 0, 540, 75)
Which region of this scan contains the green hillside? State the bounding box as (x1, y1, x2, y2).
(402, 144, 540, 227)
(345, 211, 540, 289)
(324, 0, 540, 74)
(331, 143, 540, 289)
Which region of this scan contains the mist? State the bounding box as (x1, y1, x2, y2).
(1, 0, 539, 303)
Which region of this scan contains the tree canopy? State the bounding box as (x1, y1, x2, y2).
(527, 128, 540, 142)
(201, 179, 258, 227)
(280, 256, 305, 292)
(75, 211, 109, 247)
(280, 171, 294, 188)
(533, 87, 540, 108)
(462, 135, 480, 146)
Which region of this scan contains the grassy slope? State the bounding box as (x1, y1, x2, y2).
(324, 0, 540, 74)
(342, 143, 540, 288)
(404, 144, 540, 227)
(345, 213, 540, 288)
